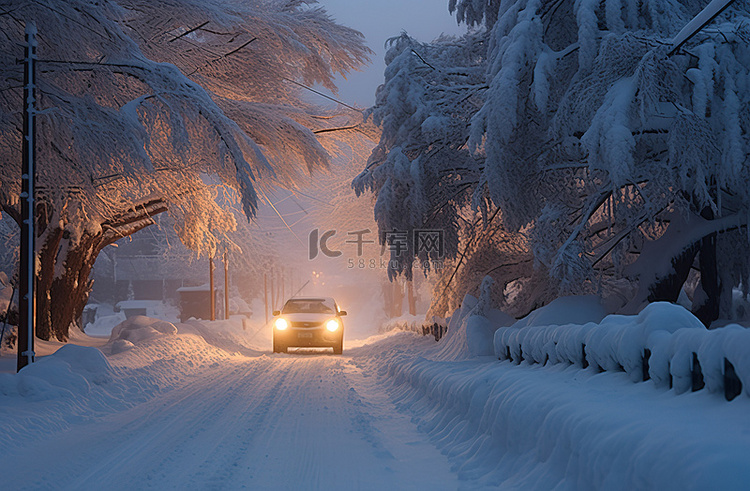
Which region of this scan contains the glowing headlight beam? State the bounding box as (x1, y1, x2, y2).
(325, 319, 340, 332)
(275, 318, 289, 330)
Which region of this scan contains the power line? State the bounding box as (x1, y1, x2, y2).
(282, 77, 363, 112)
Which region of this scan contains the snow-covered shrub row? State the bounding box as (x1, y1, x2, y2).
(494, 302, 750, 397)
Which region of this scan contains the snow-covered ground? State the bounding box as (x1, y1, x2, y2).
(0, 318, 461, 489)
(1, 301, 749, 490)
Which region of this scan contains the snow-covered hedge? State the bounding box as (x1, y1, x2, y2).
(494, 302, 750, 399)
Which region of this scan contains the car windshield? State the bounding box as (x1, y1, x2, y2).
(282, 299, 334, 314)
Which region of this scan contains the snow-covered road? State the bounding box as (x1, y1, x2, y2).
(2, 313, 750, 490)
(1, 351, 462, 490)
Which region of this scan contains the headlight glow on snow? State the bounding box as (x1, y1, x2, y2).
(274, 318, 289, 330)
(326, 319, 340, 332)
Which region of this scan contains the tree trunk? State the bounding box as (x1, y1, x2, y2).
(647, 242, 699, 304)
(33, 199, 168, 341)
(645, 203, 722, 327)
(690, 205, 721, 328)
(692, 231, 720, 327)
(35, 226, 63, 340)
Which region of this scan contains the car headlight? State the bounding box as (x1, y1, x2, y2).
(326, 319, 340, 332)
(274, 318, 289, 330)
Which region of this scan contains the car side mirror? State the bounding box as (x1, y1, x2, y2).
(272, 310, 280, 316)
(338, 310, 347, 316)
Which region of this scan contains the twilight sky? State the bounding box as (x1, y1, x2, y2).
(319, 0, 467, 108)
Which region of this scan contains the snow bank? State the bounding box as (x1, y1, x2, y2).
(108, 315, 178, 348)
(437, 294, 601, 360)
(84, 311, 126, 338)
(0, 316, 253, 447)
(511, 294, 607, 328)
(369, 347, 750, 490)
(0, 345, 113, 401)
(432, 294, 479, 360)
(176, 318, 264, 357)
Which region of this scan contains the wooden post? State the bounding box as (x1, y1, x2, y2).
(407, 280, 416, 315)
(691, 352, 704, 391)
(18, 22, 37, 372)
(392, 280, 403, 318)
(223, 251, 229, 320)
(264, 273, 268, 324)
(269, 270, 276, 310)
(275, 268, 281, 308)
(209, 256, 215, 321)
(724, 358, 742, 401)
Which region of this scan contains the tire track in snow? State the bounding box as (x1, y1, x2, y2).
(2, 351, 463, 490)
(2, 357, 279, 489)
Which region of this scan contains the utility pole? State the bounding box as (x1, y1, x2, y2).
(270, 269, 276, 310)
(264, 272, 268, 324)
(17, 22, 37, 372)
(209, 256, 215, 321)
(407, 280, 417, 316)
(223, 250, 229, 320)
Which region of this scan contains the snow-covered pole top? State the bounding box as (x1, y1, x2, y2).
(25, 21, 37, 46)
(669, 0, 735, 55)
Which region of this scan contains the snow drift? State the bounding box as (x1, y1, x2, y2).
(0, 344, 112, 401)
(370, 337, 750, 490)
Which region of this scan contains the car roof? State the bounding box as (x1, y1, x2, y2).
(287, 297, 336, 304)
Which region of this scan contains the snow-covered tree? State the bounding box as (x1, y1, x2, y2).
(361, 0, 750, 324)
(464, 0, 750, 325)
(354, 32, 487, 281)
(0, 0, 369, 339)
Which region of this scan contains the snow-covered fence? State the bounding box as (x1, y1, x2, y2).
(378, 316, 422, 335)
(378, 315, 449, 341)
(494, 303, 749, 401)
(422, 321, 448, 341)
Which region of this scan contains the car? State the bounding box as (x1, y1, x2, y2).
(272, 297, 347, 354)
